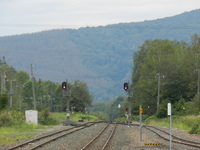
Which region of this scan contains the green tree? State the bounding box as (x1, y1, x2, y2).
(69, 80, 92, 112)
(131, 39, 194, 115)
(0, 94, 9, 111)
(15, 71, 30, 84)
(14, 71, 30, 109)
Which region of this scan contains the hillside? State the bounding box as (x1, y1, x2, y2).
(0, 9, 200, 101)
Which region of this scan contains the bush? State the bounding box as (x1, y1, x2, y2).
(39, 109, 59, 125)
(156, 100, 170, 118)
(174, 98, 186, 116)
(0, 112, 13, 126)
(189, 124, 200, 134)
(0, 95, 9, 111)
(0, 111, 25, 127)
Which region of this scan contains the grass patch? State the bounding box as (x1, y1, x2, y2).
(0, 123, 46, 145)
(145, 115, 200, 134)
(0, 131, 34, 145)
(0, 111, 99, 145)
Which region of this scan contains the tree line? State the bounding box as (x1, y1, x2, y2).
(0, 62, 92, 112)
(130, 34, 200, 117)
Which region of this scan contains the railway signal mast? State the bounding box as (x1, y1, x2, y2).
(123, 82, 132, 127)
(62, 81, 71, 125)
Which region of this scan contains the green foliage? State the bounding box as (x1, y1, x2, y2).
(0, 61, 93, 113)
(79, 113, 98, 121)
(146, 115, 200, 135)
(156, 106, 167, 118)
(181, 116, 200, 134)
(0, 111, 25, 127)
(90, 112, 107, 120)
(174, 98, 186, 115)
(71, 112, 99, 121)
(189, 124, 200, 134)
(0, 121, 45, 145)
(69, 80, 92, 112)
(173, 93, 200, 116)
(131, 34, 200, 116)
(0, 112, 13, 126)
(53, 112, 66, 121)
(0, 95, 9, 111)
(90, 95, 126, 121)
(15, 71, 30, 84)
(39, 109, 59, 125)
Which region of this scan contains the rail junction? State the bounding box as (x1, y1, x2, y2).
(4, 121, 200, 150)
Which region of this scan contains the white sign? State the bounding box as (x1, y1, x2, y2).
(118, 104, 121, 108)
(168, 103, 171, 116)
(25, 110, 38, 124)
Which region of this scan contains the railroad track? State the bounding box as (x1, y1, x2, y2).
(7, 121, 102, 150)
(80, 123, 117, 150)
(144, 125, 200, 149)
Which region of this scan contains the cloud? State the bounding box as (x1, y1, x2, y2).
(1, 0, 200, 36)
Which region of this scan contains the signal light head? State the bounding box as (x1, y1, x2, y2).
(124, 82, 128, 91)
(62, 82, 67, 89)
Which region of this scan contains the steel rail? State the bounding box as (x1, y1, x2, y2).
(29, 125, 90, 150)
(147, 125, 200, 145)
(101, 123, 117, 150)
(80, 123, 110, 150)
(144, 126, 200, 149)
(8, 121, 101, 150)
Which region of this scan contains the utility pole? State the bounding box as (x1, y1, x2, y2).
(19, 85, 22, 110)
(196, 69, 200, 112)
(30, 64, 36, 110)
(156, 73, 161, 111)
(49, 83, 53, 112)
(38, 78, 43, 110)
(7, 79, 15, 108)
(1, 56, 7, 93)
(1, 66, 7, 92)
(17, 79, 31, 110)
(197, 69, 200, 94)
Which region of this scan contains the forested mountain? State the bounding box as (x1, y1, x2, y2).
(0, 9, 200, 101)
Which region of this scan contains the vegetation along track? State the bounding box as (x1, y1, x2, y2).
(80, 123, 117, 150)
(7, 121, 102, 150)
(144, 125, 200, 149)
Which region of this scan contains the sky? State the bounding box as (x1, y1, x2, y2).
(1, 0, 200, 36)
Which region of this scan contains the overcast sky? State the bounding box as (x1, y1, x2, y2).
(1, 0, 200, 36)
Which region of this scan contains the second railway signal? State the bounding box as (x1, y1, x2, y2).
(62, 82, 67, 90)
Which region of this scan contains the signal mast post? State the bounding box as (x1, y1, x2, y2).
(66, 96, 70, 122)
(124, 82, 131, 126)
(62, 81, 71, 125)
